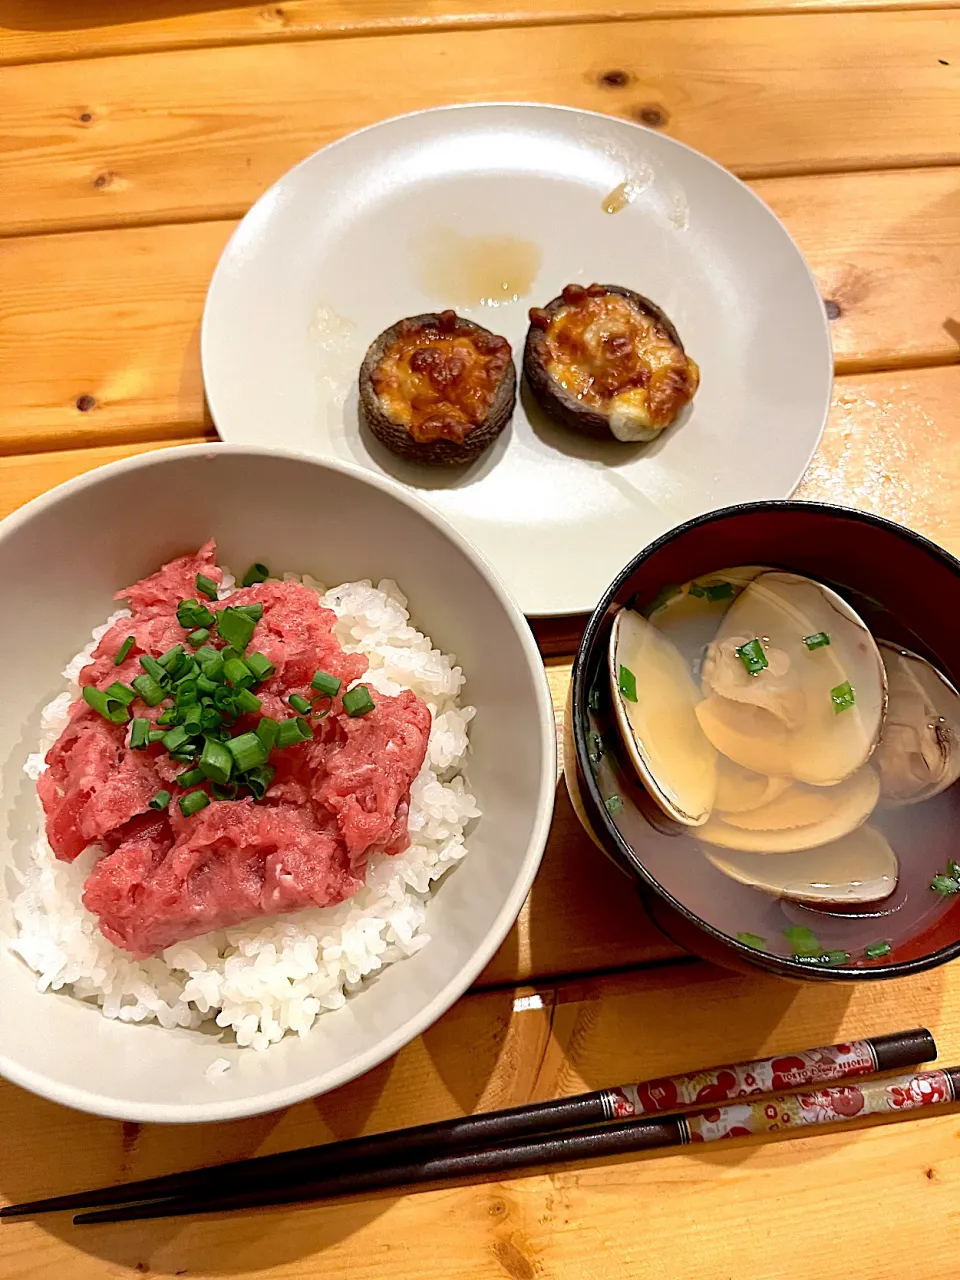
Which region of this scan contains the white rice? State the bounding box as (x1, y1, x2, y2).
(11, 577, 479, 1052)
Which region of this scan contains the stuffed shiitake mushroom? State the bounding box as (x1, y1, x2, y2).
(359, 310, 516, 466)
(523, 283, 699, 443)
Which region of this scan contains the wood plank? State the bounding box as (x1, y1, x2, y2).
(3, 958, 960, 1279)
(4, 167, 960, 453)
(756, 166, 960, 374)
(4, 0, 957, 67)
(3, 12, 959, 237)
(797, 364, 960, 557)
(0, 222, 229, 451)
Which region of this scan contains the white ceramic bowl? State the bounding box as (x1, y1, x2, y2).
(0, 445, 556, 1123)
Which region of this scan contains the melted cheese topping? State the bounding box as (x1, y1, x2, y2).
(543, 293, 699, 438)
(371, 321, 512, 445)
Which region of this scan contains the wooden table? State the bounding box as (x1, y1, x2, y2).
(2, 2, 960, 1276)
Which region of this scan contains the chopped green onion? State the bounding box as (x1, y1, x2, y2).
(177, 599, 216, 630)
(169, 749, 197, 764)
(950, 860, 960, 880)
(587, 685, 601, 712)
(311, 694, 333, 721)
(227, 732, 269, 772)
(830, 681, 856, 713)
(129, 718, 152, 750)
(194, 643, 219, 666)
(180, 706, 203, 731)
(186, 628, 211, 648)
(157, 645, 184, 669)
(148, 790, 171, 811)
(588, 733, 604, 768)
(211, 782, 239, 801)
(246, 653, 275, 684)
(604, 794, 623, 815)
(195, 572, 219, 601)
(242, 563, 270, 587)
(162, 726, 191, 753)
(139, 654, 168, 685)
(196, 674, 219, 695)
(736, 639, 769, 676)
(930, 874, 960, 896)
(865, 941, 892, 960)
(175, 678, 198, 702)
(256, 716, 279, 752)
(289, 693, 312, 715)
(245, 765, 275, 800)
(235, 603, 264, 623)
(234, 687, 262, 715)
(156, 707, 179, 726)
(617, 665, 638, 703)
(179, 790, 210, 817)
(114, 635, 135, 666)
(199, 738, 233, 785)
(82, 686, 130, 724)
(220, 645, 240, 664)
(148, 729, 166, 744)
(223, 656, 255, 688)
(177, 767, 205, 788)
(689, 583, 706, 598)
(132, 673, 166, 706)
(737, 932, 768, 950)
(803, 632, 831, 650)
(311, 670, 342, 698)
(217, 607, 256, 653)
(705, 582, 735, 602)
(213, 684, 238, 711)
(783, 925, 821, 957)
(343, 686, 375, 718)
(276, 717, 313, 748)
(200, 653, 224, 682)
(200, 706, 224, 733)
(105, 681, 136, 707)
(820, 949, 851, 965)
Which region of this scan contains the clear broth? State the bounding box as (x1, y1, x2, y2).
(587, 567, 960, 968)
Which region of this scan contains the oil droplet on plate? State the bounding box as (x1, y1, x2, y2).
(602, 181, 634, 215)
(418, 231, 541, 308)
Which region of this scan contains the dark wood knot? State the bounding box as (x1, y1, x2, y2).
(598, 69, 631, 88)
(824, 299, 842, 320)
(633, 104, 669, 128)
(76, 394, 97, 412)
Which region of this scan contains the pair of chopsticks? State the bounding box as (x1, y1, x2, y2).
(2, 1027, 950, 1225)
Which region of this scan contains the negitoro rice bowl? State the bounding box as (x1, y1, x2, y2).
(0, 446, 556, 1122)
(13, 549, 480, 1058)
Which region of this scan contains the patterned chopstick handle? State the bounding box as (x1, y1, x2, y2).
(681, 1068, 956, 1144)
(605, 1038, 879, 1119)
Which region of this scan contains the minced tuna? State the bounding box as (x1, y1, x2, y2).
(37, 543, 431, 957)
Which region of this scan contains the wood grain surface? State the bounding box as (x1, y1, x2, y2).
(4, 166, 959, 453)
(3, 0, 955, 66)
(4, 0, 960, 1276)
(2, 959, 959, 1280)
(2, 12, 959, 236)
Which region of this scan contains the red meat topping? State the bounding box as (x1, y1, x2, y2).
(37, 545, 431, 957)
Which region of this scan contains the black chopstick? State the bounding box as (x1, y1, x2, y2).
(0, 1028, 933, 1221)
(73, 1062, 960, 1225)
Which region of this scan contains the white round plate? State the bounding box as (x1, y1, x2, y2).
(202, 103, 832, 616)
